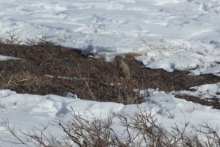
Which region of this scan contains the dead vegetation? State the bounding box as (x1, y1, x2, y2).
(0, 39, 220, 107)
(3, 109, 220, 147)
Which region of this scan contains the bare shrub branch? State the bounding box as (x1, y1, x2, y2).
(5, 31, 22, 45)
(3, 109, 220, 147)
(2, 118, 25, 144)
(20, 124, 62, 147)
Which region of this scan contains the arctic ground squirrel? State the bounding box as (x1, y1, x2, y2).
(114, 55, 130, 80)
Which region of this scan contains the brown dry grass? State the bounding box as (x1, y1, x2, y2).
(1, 42, 220, 107)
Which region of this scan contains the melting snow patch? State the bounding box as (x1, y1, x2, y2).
(0, 55, 20, 61)
(173, 83, 220, 99)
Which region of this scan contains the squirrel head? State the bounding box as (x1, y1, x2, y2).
(114, 55, 123, 62)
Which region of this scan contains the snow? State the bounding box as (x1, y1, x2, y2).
(202, 65, 220, 76)
(0, 55, 20, 61)
(1, 0, 220, 146)
(1, 0, 220, 74)
(1, 89, 220, 146)
(173, 83, 220, 99)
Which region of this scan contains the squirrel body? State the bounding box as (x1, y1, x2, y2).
(114, 56, 130, 80)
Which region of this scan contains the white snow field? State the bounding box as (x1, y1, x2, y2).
(1, 0, 220, 146)
(1, 89, 220, 146)
(0, 0, 220, 74)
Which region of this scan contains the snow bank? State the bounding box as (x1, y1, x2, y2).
(1, 89, 220, 146)
(1, 0, 220, 74)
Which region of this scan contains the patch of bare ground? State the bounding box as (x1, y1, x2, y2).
(1, 42, 220, 108)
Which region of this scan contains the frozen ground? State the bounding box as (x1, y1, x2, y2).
(1, 89, 220, 146)
(0, 0, 220, 74)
